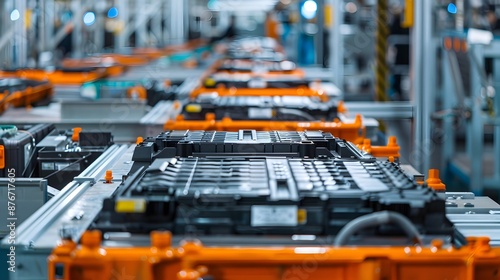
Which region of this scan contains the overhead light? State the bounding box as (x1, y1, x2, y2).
(107, 7, 118, 19)
(208, 0, 218, 10)
(447, 3, 457, 14)
(10, 9, 20, 21)
(83, 12, 96, 26)
(301, 0, 317, 20)
(345, 2, 358, 14)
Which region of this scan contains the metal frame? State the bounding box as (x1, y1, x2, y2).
(411, 0, 437, 174)
(442, 40, 500, 194)
(0, 144, 133, 280)
(0, 0, 185, 67)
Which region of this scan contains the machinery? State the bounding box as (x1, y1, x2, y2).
(0, 23, 499, 280)
(2, 129, 494, 280)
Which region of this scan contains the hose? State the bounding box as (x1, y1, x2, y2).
(333, 211, 423, 247)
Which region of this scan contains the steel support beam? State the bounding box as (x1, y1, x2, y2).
(13, 0, 28, 67)
(329, 0, 343, 90)
(468, 45, 485, 194)
(71, 0, 84, 58)
(411, 0, 435, 173)
(170, 0, 185, 44)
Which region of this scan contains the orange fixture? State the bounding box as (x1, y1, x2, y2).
(104, 170, 113, 183)
(426, 169, 446, 191)
(126, 86, 147, 100)
(1, 83, 53, 109)
(358, 136, 400, 158)
(48, 231, 500, 280)
(165, 113, 366, 144)
(71, 127, 82, 142)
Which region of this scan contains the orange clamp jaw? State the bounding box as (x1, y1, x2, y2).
(0, 145, 4, 169)
(357, 136, 400, 158)
(426, 169, 446, 191)
(71, 127, 82, 142)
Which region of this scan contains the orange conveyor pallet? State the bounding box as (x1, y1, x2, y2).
(0, 82, 53, 113)
(164, 113, 366, 144)
(2, 68, 108, 85)
(48, 231, 500, 280)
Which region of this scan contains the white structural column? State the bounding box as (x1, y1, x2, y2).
(93, 0, 106, 52)
(412, 0, 435, 173)
(13, 0, 28, 66)
(328, 0, 343, 91)
(135, 0, 148, 47)
(71, 0, 83, 58)
(170, 0, 185, 44)
(116, 0, 130, 50)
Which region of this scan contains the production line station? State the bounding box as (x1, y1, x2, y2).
(1, 1, 500, 280)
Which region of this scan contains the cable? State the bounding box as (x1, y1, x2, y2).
(16, 130, 36, 177)
(333, 211, 423, 247)
(42, 152, 92, 180)
(277, 108, 316, 121)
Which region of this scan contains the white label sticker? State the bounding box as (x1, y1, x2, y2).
(54, 136, 67, 141)
(248, 79, 267, 88)
(248, 108, 273, 119)
(56, 162, 80, 171)
(251, 205, 298, 227)
(81, 84, 98, 99)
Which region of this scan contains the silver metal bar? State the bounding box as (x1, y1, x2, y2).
(421, 1, 435, 172)
(116, 0, 130, 50)
(140, 100, 176, 124)
(170, 0, 185, 44)
(44, 0, 55, 52)
(411, 0, 423, 173)
(469, 45, 485, 194)
(329, 0, 343, 89)
(13, 0, 28, 67)
(71, 0, 83, 58)
(343, 102, 413, 119)
(3, 144, 131, 248)
(12, 181, 87, 245)
(75, 144, 129, 183)
(493, 59, 500, 183)
(315, 0, 324, 66)
(441, 50, 457, 174)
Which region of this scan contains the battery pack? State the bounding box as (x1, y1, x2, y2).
(36, 130, 113, 189)
(95, 157, 449, 238)
(94, 129, 451, 239)
(0, 124, 55, 177)
(183, 95, 338, 121)
(132, 130, 371, 165)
